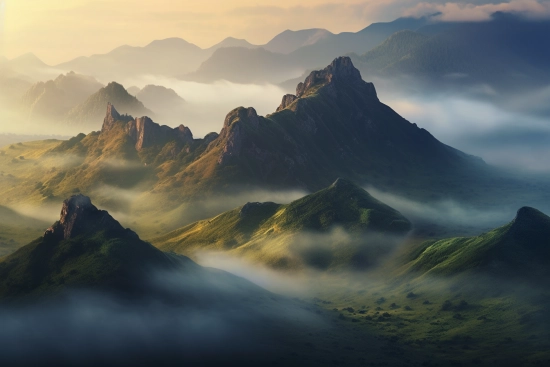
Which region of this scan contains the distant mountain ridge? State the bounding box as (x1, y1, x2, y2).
(182, 16, 435, 83)
(20, 71, 104, 122)
(351, 13, 550, 91)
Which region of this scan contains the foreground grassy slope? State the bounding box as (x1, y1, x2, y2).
(154, 179, 411, 270)
(297, 207, 550, 366)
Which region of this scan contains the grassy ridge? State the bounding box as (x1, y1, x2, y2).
(153, 179, 411, 270)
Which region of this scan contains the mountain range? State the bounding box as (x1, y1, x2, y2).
(38, 58, 488, 207)
(52, 16, 434, 83)
(350, 12, 550, 93)
(3, 13, 548, 95)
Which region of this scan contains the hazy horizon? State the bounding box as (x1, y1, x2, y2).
(2, 0, 550, 64)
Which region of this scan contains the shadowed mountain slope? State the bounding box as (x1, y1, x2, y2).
(162, 57, 485, 198)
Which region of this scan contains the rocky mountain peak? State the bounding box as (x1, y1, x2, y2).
(277, 57, 376, 111)
(99, 103, 195, 151)
(102, 102, 121, 131)
(295, 56, 364, 97)
(127, 115, 194, 151)
(222, 107, 259, 129)
(44, 195, 135, 241)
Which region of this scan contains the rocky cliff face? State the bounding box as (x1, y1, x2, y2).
(101, 103, 194, 152)
(102, 102, 122, 132)
(214, 107, 259, 165)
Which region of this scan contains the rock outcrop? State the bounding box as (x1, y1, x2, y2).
(101, 104, 194, 151)
(102, 102, 121, 132)
(44, 194, 137, 241)
(277, 56, 377, 111)
(214, 107, 259, 165)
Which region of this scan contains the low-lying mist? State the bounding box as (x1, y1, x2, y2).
(366, 187, 516, 234)
(376, 77, 550, 174)
(0, 268, 324, 367)
(121, 76, 287, 138)
(0, 76, 286, 140)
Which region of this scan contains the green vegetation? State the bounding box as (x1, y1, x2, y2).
(153, 178, 410, 270)
(405, 207, 550, 281)
(0, 200, 187, 300)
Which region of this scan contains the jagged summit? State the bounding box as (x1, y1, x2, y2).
(102, 102, 122, 131)
(100, 103, 194, 151)
(164, 56, 486, 198)
(277, 57, 376, 111)
(44, 194, 136, 241)
(296, 56, 366, 96)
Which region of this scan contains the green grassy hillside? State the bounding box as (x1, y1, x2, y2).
(404, 207, 550, 281)
(153, 178, 411, 271)
(0, 195, 192, 300)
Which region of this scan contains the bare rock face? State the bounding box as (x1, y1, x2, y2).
(101, 103, 194, 151)
(44, 195, 137, 241)
(276, 57, 376, 113)
(296, 56, 365, 97)
(276, 94, 298, 112)
(101, 103, 121, 132)
(215, 107, 259, 165)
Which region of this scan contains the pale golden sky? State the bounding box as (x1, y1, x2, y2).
(1, 0, 398, 64)
(2, 0, 548, 65)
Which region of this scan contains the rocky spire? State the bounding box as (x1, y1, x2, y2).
(101, 102, 121, 132)
(44, 195, 137, 241)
